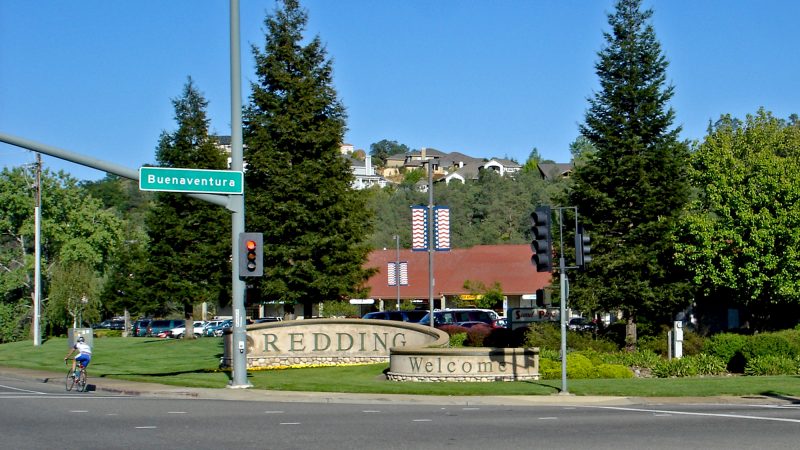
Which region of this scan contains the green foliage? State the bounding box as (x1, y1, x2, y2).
(0, 300, 27, 343)
(596, 364, 634, 379)
(567, 0, 692, 347)
(465, 324, 492, 347)
(742, 333, 798, 360)
(243, 0, 375, 318)
(524, 322, 620, 353)
(689, 353, 728, 376)
(45, 260, 101, 332)
(703, 333, 748, 363)
(449, 332, 467, 348)
(675, 109, 800, 327)
(602, 349, 662, 370)
(539, 353, 632, 380)
(744, 355, 799, 376)
(461, 280, 504, 309)
(652, 357, 697, 378)
(369, 139, 411, 167)
(320, 300, 358, 318)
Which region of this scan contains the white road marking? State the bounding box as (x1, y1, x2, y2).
(167, 411, 187, 414)
(0, 384, 46, 394)
(264, 410, 284, 414)
(362, 410, 381, 413)
(280, 422, 301, 425)
(462, 407, 480, 411)
(413, 419, 432, 422)
(538, 417, 558, 420)
(136, 426, 157, 429)
(70, 410, 88, 413)
(585, 406, 800, 424)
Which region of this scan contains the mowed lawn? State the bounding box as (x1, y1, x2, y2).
(2, 336, 800, 397)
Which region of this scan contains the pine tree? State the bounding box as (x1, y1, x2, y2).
(142, 78, 231, 321)
(243, 0, 374, 318)
(568, 0, 691, 349)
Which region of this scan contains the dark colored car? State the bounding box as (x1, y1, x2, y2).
(418, 309, 495, 328)
(568, 317, 597, 332)
(146, 319, 184, 337)
(131, 319, 151, 336)
(93, 319, 125, 330)
(362, 310, 428, 322)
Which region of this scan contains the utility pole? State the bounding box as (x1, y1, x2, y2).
(426, 160, 435, 328)
(33, 154, 42, 347)
(394, 235, 400, 310)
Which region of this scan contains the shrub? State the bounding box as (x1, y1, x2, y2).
(524, 322, 562, 350)
(690, 353, 727, 376)
(651, 357, 697, 378)
(595, 364, 634, 379)
(566, 353, 597, 379)
(602, 349, 662, 369)
(448, 332, 467, 347)
(539, 357, 561, 379)
(744, 355, 799, 376)
(465, 324, 492, 347)
(703, 333, 747, 371)
(742, 333, 797, 360)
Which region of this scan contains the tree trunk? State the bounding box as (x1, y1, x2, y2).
(183, 304, 194, 340)
(625, 313, 637, 352)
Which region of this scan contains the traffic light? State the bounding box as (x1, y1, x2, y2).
(530, 205, 553, 272)
(239, 232, 263, 277)
(575, 225, 591, 268)
(535, 288, 545, 307)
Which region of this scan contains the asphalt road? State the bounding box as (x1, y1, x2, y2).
(2, 373, 800, 449)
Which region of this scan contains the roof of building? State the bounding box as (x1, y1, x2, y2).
(364, 244, 551, 299)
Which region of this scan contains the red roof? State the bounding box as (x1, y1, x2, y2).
(364, 244, 552, 299)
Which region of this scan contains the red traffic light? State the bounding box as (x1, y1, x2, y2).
(246, 240, 257, 251)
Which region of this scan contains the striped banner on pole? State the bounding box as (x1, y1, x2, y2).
(411, 206, 427, 251)
(387, 262, 409, 286)
(434, 206, 450, 251)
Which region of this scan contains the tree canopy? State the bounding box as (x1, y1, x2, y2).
(243, 0, 375, 318)
(567, 0, 692, 347)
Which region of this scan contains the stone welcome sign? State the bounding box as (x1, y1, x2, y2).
(221, 318, 449, 370)
(388, 347, 540, 382)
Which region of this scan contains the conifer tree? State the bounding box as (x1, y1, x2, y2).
(243, 0, 374, 318)
(142, 78, 231, 321)
(568, 0, 691, 349)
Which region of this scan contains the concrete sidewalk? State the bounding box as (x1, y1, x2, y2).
(2, 366, 796, 407)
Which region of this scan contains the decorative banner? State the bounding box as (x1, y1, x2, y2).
(387, 262, 409, 286)
(411, 205, 450, 251)
(434, 206, 450, 251)
(411, 206, 428, 251)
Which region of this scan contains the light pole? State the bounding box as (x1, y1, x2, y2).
(426, 160, 434, 327)
(394, 234, 401, 310)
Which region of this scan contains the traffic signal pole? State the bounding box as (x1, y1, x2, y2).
(228, 0, 250, 389)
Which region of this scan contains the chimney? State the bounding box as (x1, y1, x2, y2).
(365, 155, 372, 175)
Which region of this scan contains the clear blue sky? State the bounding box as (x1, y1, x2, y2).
(2, 0, 798, 181)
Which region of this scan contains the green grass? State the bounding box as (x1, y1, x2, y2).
(3, 336, 800, 397)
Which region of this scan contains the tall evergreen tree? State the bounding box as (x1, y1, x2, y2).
(243, 0, 374, 318)
(142, 78, 231, 321)
(568, 0, 691, 348)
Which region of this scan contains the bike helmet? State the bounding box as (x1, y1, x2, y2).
(76, 336, 85, 343)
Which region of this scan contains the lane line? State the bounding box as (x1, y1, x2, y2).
(362, 410, 381, 413)
(168, 411, 187, 414)
(136, 426, 157, 429)
(583, 405, 800, 424)
(0, 384, 46, 394)
(280, 422, 301, 425)
(413, 419, 432, 422)
(264, 411, 284, 414)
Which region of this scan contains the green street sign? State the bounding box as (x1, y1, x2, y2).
(139, 167, 243, 194)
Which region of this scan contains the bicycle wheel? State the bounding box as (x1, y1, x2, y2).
(65, 369, 75, 391)
(77, 370, 87, 392)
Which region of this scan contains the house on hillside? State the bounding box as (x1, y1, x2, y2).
(347, 154, 389, 189)
(538, 162, 573, 180)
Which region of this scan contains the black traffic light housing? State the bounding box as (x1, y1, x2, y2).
(239, 232, 263, 277)
(535, 288, 545, 307)
(530, 206, 553, 272)
(575, 225, 591, 269)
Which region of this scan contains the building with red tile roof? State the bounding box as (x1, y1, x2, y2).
(363, 244, 552, 311)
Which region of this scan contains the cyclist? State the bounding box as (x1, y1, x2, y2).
(64, 336, 92, 378)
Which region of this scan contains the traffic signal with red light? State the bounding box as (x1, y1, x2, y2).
(239, 232, 263, 277)
(530, 206, 553, 272)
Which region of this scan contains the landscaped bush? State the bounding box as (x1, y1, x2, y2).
(703, 332, 748, 372)
(439, 325, 469, 347)
(466, 324, 492, 347)
(651, 357, 698, 378)
(524, 322, 619, 353)
(689, 353, 728, 376)
(566, 353, 596, 379)
(742, 333, 798, 360)
(595, 363, 634, 379)
(744, 355, 800, 376)
(602, 349, 661, 370)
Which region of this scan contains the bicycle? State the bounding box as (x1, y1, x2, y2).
(65, 359, 87, 392)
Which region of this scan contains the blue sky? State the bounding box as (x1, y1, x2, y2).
(2, 0, 799, 181)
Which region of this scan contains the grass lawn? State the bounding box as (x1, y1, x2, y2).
(2, 336, 800, 397)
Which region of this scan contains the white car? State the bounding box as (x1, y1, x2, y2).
(171, 321, 207, 338)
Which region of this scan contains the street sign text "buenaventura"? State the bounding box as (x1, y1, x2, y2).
(139, 167, 243, 194)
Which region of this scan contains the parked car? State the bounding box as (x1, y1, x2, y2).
(418, 309, 495, 328)
(203, 319, 232, 337)
(146, 319, 184, 337)
(491, 317, 508, 329)
(254, 317, 283, 324)
(131, 319, 151, 337)
(568, 317, 596, 332)
(362, 310, 428, 322)
(92, 319, 125, 330)
(171, 321, 207, 339)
